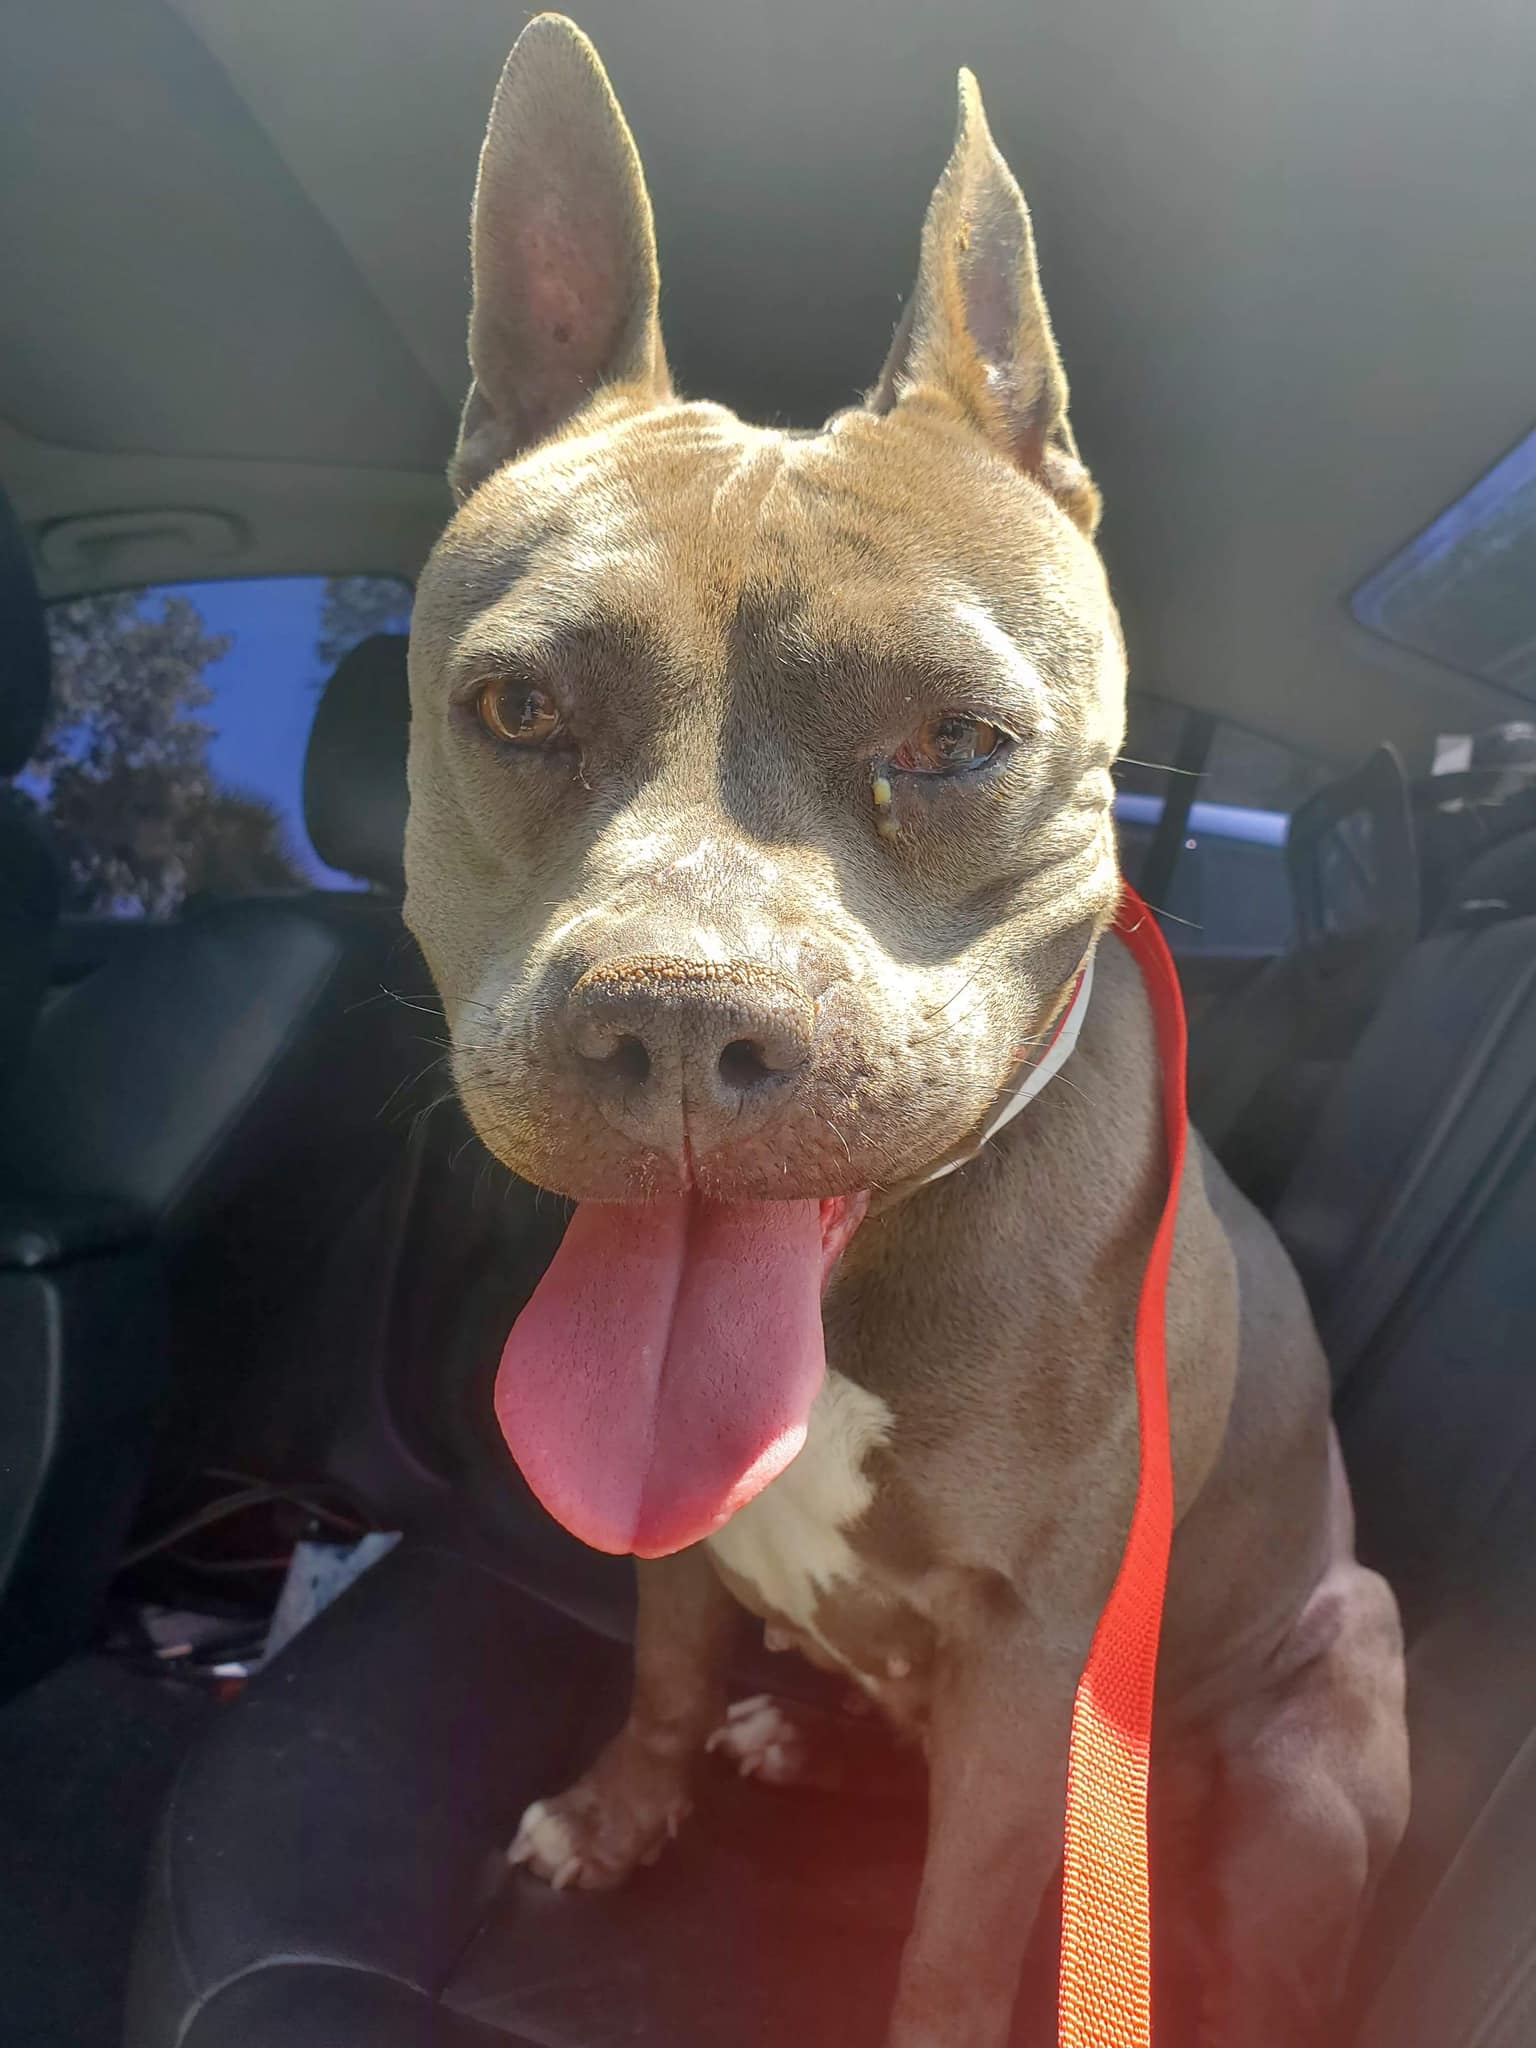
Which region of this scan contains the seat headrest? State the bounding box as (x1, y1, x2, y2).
(1442, 826, 1536, 927)
(302, 633, 411, 893)
(0, 486, 51, 777)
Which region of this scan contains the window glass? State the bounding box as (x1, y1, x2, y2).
(1113, 693, 1326, 957)
(1351, 425, 1536, 698)
(26, 575, 411, 918)
(1201, 717, 1327, 814)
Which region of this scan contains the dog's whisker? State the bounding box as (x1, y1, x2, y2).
(997, 1050, 1094, 1114)
(448, 1126, 487, 1171)
(401, 1087, 461, 1144)
(926, 929, 1014, 1019)
(371, 984, 448, 1016)
(1142, 900, 1203, 932)
(376, 1053, 456, 1123)
(1113, 755, 1202, 777)
(820, 1114, 854, 1166)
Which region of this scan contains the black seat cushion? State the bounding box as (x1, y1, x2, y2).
(1275, 912, 1536, 2043)
(0, 483, 49, 779)
(1435, 823, 1536, 929)
(0, 480, 58, 1096)
(125, 1539, 960, 2048)
(0, 633, 422, 1689)
(0, 793, 58, 1100)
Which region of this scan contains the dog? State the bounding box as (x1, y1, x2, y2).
(403, 17, 1410, 2044)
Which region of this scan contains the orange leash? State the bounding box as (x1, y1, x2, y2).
(1058, 884, 1186, 2047)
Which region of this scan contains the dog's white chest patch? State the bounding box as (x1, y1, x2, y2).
(707, 1371, 892, 1662)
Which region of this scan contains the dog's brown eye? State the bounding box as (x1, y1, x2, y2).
(476, 679, 563, 747)
(891, 714, 1006, 775)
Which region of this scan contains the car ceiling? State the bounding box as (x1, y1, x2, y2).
(2, 0, 1533, 770)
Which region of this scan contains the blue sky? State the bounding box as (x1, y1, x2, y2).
(164, 574, 409, 885)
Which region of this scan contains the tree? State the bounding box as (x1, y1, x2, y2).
(315, 575, 413, 677)
(33, 591, 305, 916)
(182, 791, 310, 899)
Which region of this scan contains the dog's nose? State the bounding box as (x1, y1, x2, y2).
(563, 955, 815, 1143)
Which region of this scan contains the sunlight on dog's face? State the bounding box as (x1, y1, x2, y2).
(403, 18, 1127, 1201)
(406, 395, 1125, 1201)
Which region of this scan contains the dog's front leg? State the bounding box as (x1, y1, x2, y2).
(510, 1548, 737, 1890)
(1199, 1555, 1409, 2046)
(887, 1629, 1083, 2048)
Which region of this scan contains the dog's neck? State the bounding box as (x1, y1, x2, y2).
(872, 949, 1097, 1211)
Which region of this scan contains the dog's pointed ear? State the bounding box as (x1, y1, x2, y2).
(451, 14, 671, 501)
(869, 71, 1099, 535)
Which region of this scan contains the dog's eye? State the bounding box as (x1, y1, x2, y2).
(890, 714, 1006, 775)
(476, 679, 564, 748)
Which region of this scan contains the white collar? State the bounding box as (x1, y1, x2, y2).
(912, 950, 1095, 1190)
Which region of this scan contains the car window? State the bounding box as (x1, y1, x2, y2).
(1114, 694, 1326, 957)
(1351, 424, 1536, 696)
(26, 574, 412, 918)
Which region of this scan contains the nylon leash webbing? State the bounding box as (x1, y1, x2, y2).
(1057, 883, 1186, 2048)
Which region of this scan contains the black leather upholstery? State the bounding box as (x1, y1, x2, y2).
(0, 483, 49, 777)
(0, 1249, 164, 1698)
(0, 1188, 151, 1270)
(0, 481, 59, 1099)
(1437, 825, 1536, 928)
(1277, 913, 1536, 2045)
(125, 893, 1536, 2047)
(0, 799, 58, 1098)
(3, 908, 364, 1234)
(126, 1540, 941, 2048)
(302, 633, 411, 890)
(1, 633, 423, 1261)
(0, 632, 428, 1694)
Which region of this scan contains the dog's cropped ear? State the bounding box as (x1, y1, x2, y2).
(869, 71, 1099, 535)
(451, 14, 671, 501)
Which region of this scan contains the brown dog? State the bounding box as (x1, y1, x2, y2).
(403, 17, 1409, 2045)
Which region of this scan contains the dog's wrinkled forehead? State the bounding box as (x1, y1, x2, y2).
(421, 396, 1116, 748)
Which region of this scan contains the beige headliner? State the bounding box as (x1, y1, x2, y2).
(4, 0, 1533, 768)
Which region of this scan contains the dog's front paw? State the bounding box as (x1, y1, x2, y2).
(705, 1693, 841, 1787)
(508, 1747, 692, 1892)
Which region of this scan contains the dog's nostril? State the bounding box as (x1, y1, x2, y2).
(580, 1033, 651, 1086)
(718, 1038, 775, 1092)
(610, 1035, 652, 1086)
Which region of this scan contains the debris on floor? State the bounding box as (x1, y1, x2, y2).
(262, 1529, 402, 1664)
(106, 1468, 399, 1693)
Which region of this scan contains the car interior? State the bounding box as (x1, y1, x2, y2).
(2, 2, 1535, 2045)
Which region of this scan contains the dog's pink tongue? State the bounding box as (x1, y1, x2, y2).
(495, 1196, 827, 1558)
